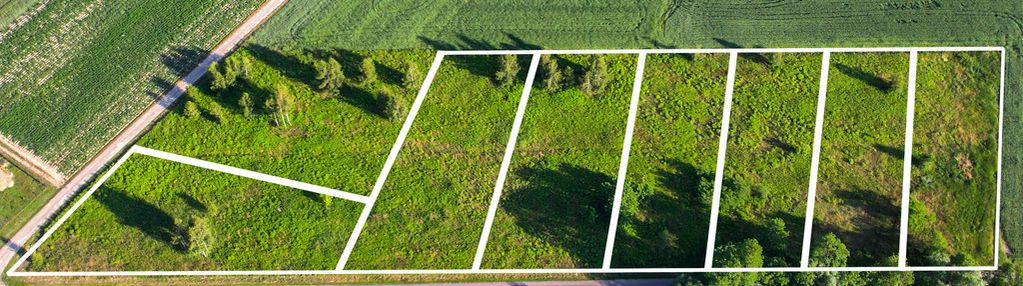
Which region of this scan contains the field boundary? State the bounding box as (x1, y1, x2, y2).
(7, 46, 1005, 277)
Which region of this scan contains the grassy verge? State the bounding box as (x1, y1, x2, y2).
(482, 54, 635, 269)
(0, 159, 55, 239)
(345, 55, 525, 269)
(811, 52, 909, 266)
(26, 155, 362, 271)
(610, 53, 728, 268)
(715, 53, 821, 267)
(908, 51, 1000, 266)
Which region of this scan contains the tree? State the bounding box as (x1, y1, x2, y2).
(361, 58, 377, 83)
(403, 60, 422, 90)
(264, 97, 278, 126)
(221, 57, 239, 86)
(189, 217, 215, 258)
(239, 92, 254, 117)
(809, 233, 849, 267)
(705, 239, 763, 285)
(315, 57, 345, 91)
(183, 101, 200, 119)
(541, 55, 570, 90)
(226, 55, 251, 80)
(581, 56, 609, 97)
(271, 84, 295, 127)
(207, 62, 229, 91)
(379, 89, 407, 120)
(495, 54, 520, 86)
(764, 218, 789, 253)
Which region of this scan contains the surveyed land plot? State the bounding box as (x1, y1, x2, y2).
(344, 55, 527, 269)
(16, 148, 365, 272)
(9, 47, 1005, 277)
(480, 54, 637, 269)
(810, 52, 910, 267)
(715, 53, 821, 267)
(908, 51, 1001, 266)
(609, 53, 729, 268)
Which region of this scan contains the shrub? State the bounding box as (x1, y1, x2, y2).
(495, 54, 520, 86)
(581, 56, 609, 97)
(239, 92, 254, 117)
(183, 101, 200, 119)
(314, 57, 345, 91)
(361, 58, 377, 83)
(403, 60, 422, 90)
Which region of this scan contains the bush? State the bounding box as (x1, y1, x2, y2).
(495, 54, 520, 86)
(361, 58, 377, 83)
(183, 101, 200, 119)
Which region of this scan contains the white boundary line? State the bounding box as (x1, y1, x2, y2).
(602, 52, 647, 269)
(7, 47, 1005, 278)
(800, 52, 831, 267)
(131, 146, 370, 203)
(438, 47, 1002, 56)
(898, 51, 919, 267)
(334, 53, 446, 270)
(472, 54, 542, 270)
(8, 266, 999, 277)
(703, 52, 739, 268)
(995, 47, 1005, 267)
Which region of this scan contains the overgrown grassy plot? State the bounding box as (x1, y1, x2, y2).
(609, 53, 728, 268)
(481, 54, 635, 269)
(715, 53, 821, 267)
(810, 52, 909, 267)
(345, 55, 526, 269)
(0, 0, 262, 174)
(908, 52, 1000, 266)
(26, 155, 363, 271)
(137, 47, 433, 196)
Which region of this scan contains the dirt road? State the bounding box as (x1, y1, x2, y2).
(0, 0, 287, 282)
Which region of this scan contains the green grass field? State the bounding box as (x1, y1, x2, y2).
(345, 55, 524, 269)
(481, 54, 636, 269)
(0, 0, 261, 174)
(811, 52, 909, 266)
(610, 53, 728, 268)
(908, 51, 1000, 266)
(0, 158, 55, 240)
(26, 154, 363, 271)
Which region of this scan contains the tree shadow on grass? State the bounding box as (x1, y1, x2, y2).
(713, 38, 773, 66)
(611, 159, 712, 268)
(835, 63, 895, 92)
(500, 163, 614, 268)
(873, 144, 930, 166)
(95, 187, 188, 252)
(176, 193, 207, 213)
(812, 187, 900, 266)
(246, 44, 318, 88)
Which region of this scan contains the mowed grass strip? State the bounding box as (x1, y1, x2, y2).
(610, 53, 728, 268)
(137, 47, 433, 196)
(0, 158, 56, 239)
(27, 155, 363, 271)
(482, 54, 635, 269)
(715, 53, 820, 267)
(811, 52, 909, 266)
(908, 51, 1000, 266)
(346, 55, 525, 269)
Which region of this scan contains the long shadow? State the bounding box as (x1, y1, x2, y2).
(713, 38, 772, 66)
(612, 159, 713, 268)
(176, 193, 207, 213)
(812, 187, 901, 265)
(418, 33, 544, 51)
(873, 144, 930, 166)
(246, 44, 318, 88)
(95, 187, 188, 252)
(766, 137, 798, 154)
(835, 63, 895, 92)
(500, 163, 615, 268)
(160, 46, 208, 78)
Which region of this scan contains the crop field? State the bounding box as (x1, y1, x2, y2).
(23, 153, 364, 271)
(810, 52, 909, 266)
(714, 53, 821, 267)
(609, 53, 728, 268)
(0, 0, 36, 29)
(908, 51, 1000, 266)
(481, 54, 636, 269)
(0, 158, 54, 239)
(0, 0, 261, 175)
(345, 55, 525, 269)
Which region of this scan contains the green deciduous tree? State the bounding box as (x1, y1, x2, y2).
(379, 89, 407, 121)
(581, 56, 609, 97)
(207, 62, 229, 91)
(183, 101, 200, 119)
(403, 60, 422, 90)
(239, 92, 254, 117)
(495, 54, 520, 86)
(540, 55, 563, 90)
(764, 218, 789, 253)
(361, 58, 377, 83)
(315, 57, 345, 91)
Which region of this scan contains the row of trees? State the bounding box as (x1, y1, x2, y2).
(493, 55, 611, 97)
